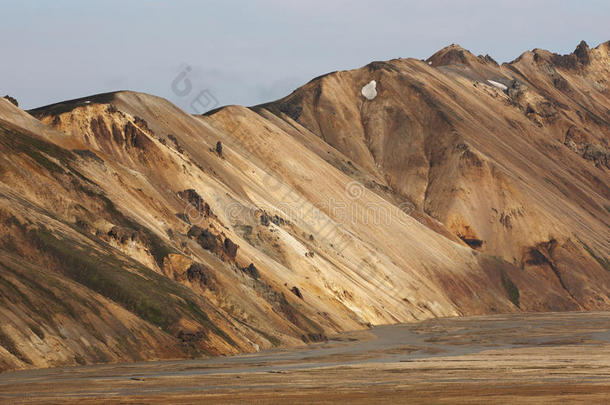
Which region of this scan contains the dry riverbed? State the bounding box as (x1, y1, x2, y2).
(1, 311, 610, 404)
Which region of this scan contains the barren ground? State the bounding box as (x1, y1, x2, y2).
(1, 311, 609, 404)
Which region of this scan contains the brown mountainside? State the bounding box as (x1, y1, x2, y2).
(0, 41, 608, 371)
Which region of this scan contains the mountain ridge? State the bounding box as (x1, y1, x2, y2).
(0, 41, 608, 371)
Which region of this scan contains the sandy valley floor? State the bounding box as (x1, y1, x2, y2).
(1, 311, 610, 404)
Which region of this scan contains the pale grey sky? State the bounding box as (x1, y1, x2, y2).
(1, 0, 609, 112)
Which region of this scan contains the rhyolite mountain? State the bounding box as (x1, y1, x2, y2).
(0, 40, 608, 371)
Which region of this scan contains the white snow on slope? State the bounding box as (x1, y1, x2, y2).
(486, 80, 508, 91)
(361, 80, 377, 100)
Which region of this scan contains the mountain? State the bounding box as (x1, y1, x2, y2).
(0, 41, 608, 371)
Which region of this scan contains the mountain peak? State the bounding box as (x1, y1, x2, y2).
(574, 40, 591, 64)
(426, 44, 476, 67)
(27, 91, 122, 117)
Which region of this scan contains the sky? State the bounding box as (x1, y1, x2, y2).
(2, 0, 609, 113)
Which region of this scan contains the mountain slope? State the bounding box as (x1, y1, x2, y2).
(0, 41, 609, 371)
(257, 40, 610, 307)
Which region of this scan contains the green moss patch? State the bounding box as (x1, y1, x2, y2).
(24, 226, 235, 347)
(501, 271, 520, 308)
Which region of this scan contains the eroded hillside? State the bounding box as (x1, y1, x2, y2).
(259, 40, 610, 306)
(0, 41, 608, 371)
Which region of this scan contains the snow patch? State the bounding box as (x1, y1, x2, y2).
(486, 80, 507, 91)
(361, 80, 377, 100)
